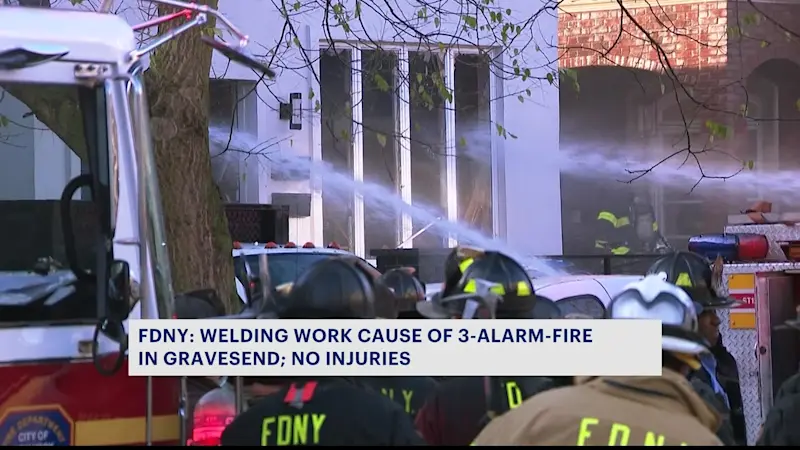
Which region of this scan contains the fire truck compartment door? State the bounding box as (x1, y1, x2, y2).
(756, 273, 798, 417)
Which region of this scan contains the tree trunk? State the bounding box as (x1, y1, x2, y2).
(144, 0, 236, 312)
(8, 1, 237, 313)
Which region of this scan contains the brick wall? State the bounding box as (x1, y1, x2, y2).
(559, 1, 800, 136)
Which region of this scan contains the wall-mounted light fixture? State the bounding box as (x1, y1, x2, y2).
(279, 92, 302, 130)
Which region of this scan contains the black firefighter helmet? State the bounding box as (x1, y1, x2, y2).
(418, 250, 559, 319)
(646, 251, 740, 309)
(276, 257, 377, 319)
(379, 268, 426, 318)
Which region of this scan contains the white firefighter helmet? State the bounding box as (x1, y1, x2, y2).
(608, 274, 708, 355)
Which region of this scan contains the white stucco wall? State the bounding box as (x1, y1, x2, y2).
(215, 0, 561, 255)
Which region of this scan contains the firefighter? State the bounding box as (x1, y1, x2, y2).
(647, 250, 746, 445)
(413, 249, 560, 446)
(758, 309, 800, 445)
(361, 268, 437, 420)
(595, 187, 661, 255)
(473, 275, 723, 446)
(220, 258, 425, 446)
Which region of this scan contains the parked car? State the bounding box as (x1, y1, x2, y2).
(233, 241, 373, 304)
(423, 274, 643, 319)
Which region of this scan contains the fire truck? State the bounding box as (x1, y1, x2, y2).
(689, 214, 800, 445)
(0, 1, 272, 446)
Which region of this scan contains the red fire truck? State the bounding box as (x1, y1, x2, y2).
(0, 1, 272, 445)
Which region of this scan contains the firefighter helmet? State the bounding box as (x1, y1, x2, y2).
(379, 268, 425, 316)
(440, 245, 486, 298)
(608, 274, 708, 358)
(417, 251, 546, 319)
(277, 257, 376, 319)
(646, 250, 739, 309)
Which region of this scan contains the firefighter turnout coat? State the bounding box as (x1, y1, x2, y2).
(473, 369, 722, 446)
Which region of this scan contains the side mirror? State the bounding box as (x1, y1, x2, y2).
(107, 260, 131, 322)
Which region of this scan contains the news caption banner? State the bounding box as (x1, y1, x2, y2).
(129, 319, 661, 377)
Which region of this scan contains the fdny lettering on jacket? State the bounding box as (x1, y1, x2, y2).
(505, 381, 524, 410)
(261, 414, 326, 445)
(381, 388, 414, 414)
(577, 417, 689, 446)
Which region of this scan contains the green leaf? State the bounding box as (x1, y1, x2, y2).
(517, 95, 524, 103)
(505, 8, 512, 15)
(373, 73, 390, 92)
(546, 72, 554, 84)
(459, 136, 467, 147)
(0, 114, 8, 127)
(704, 120, 729, 139)
(69, 0, 83, 4)
(293, 1, 301, 11)
(795, 98, 800, 111)
(462, 15, 478, 28)
(434, 17, 441, 27)
(746, 160, 755, 170)
(760, 40, 770, 48)
(376, 133, 387, 147)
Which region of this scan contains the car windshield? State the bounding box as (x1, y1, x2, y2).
(0, 82, 109, 324)
(233, 253, 335, 288)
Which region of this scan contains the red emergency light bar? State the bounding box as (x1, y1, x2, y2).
(327, 242, 340, 249)
(232, 241, 242, 249)
(284, 242, 297, 248)
(688, 233, 769, 262)
(264, 242, 278, 249)
(302, 242, 315, 248)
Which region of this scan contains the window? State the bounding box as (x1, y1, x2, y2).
(556, 295, 606, 319)
(318, 45, 495, 257)
(455, 54, 492, 235)
(319, 50, 354, 251)
(0, 83, 108, 324)
(209, 80, 258, 203)
(409, 52, 447, 248)
(362, 50, 400, 252)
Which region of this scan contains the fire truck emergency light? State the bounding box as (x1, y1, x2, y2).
(264, 242, 278, 248)
(284, 242, 297, 248)
(688, 233, 769, 262)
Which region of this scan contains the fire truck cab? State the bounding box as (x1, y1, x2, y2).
(0, 2, 271, 446)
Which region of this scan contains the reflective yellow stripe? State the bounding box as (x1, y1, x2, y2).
(463, 279, 505, 295)
(459, 257, 474, 273)
(463, 279, 531, 296)
(597, 211, 630, 228)
(75, 415, 179, 446)
(611, 246, 630, 255)
(597, 211, 617, 225)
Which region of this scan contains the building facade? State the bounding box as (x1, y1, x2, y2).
(0, 0, 560, 259)
(212, 0, 561, 258)
(559, 0, 800, 253)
